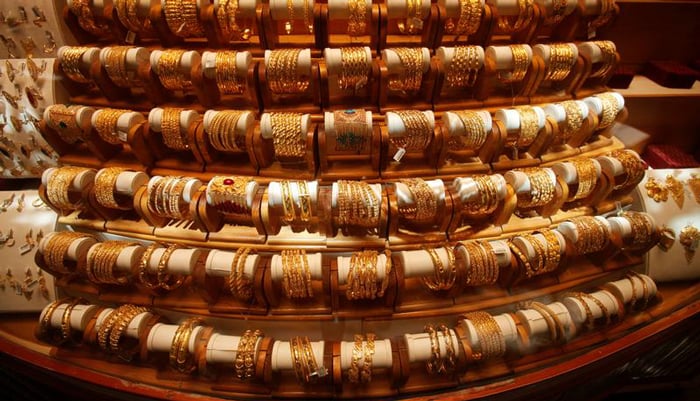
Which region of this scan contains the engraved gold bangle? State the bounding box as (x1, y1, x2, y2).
(347, 0, 368, 36)
(207, 176, 253, 214)
(499, 44, 529, 83)
(559, 100, 583, 142)
(157, 50, 190, 91)
(516, 168, 555, 209)
(446, 0, 482, 36)
(497, 0, 534, 33)
(270, 112, 305, 159)
(164, 0, 205, 38)
(387, 48, 423, 92)
(94, 167, 128, 210)
(338, 47, 370, 91)
(570, 157, 598, 201)
(95, 108, 129, 145)
(333, 109, 369, 152)
(104, 46, 134, 88)
(610, 150, 645, 192)
(451, 110, 487, 150)
(46, 104, 87, 144)
(161, 108, 190, 151)
(391, 110, 432, 151)
(69, 0, 109, 36)
(445, 46, 481, 88)
(60, 46, 93, 83)
(267, 49, 309, 94)
(590, 40, 616, 78)
(215, 51, 245, 95)
(544, 43, 575, 82)
(207, 110, 246, 152)
(516, 106, 539, 148)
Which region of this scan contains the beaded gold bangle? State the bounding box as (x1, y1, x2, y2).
(215, 51, 245, 94)
(234, 329, 262, 380)
(161, 108, 189, 151)
(338, 47, 370, 91)
(559, 100, 583, 142)
(267, 49, 309, 94)
(445, 46, 481, 88)
(388, 48, 424, 92)
(516, 106, 539, 148)
(169, 317, 204, 373)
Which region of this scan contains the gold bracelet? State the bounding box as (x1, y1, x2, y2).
(60, 298, 84, 342)
(516, 106, 539, 148)
(500, 44, 529, 83)
(589, 0, 615, 30)
(446, 0, 482, 36)
(156, 243, 185, 291)
(46, 105, 87, 144)
(218, 0, 252, 41)
(336, 181, 380, 234)
(462, 240, 499, 285)
(445, 46, 481, 88)
(497, 0, 534, 33)
(590, 40, 616, 78)
(462, 175, 499, 215)
(86, 240, 137, 285)
(161, 108, 189, 151)
(516, 168, 555, 208)
(421, 247, 456, 291)
(528, 301, 566, 344)
(164, 0, 205, 37)
(570, 157, 598, 200)
(281, 249, 313, 299)
(544, 43, 575, 81)
(347, 0, 367, 35)
(545, 0, 568, 24)
(207, 176, 253, 214)
(215, 51, 245, 95)
(270, 112, 305, 159)
(157, 50, 190, 91)
(104, 46, 133, 88)
(95, 108, 129, 144)
(508, 239, 535, 278)
(46, 166, 89, 211)
(347, 334, 363, 383)
(267, 49, 309, 94)
(559, 100, 583, 142)
(610, 150, 645, 192)
(229, 247, 253, 301)
(622, 211, 653, 249)
(387, 48, 424, 92)
(115, 0, 153, 33)
(169, 317, 204, 373)
(569, 216, 609, 254)
(391, 110, 432, 151)
(398, 0, 424, 34)
(424, 324, 443, 374)
(69, 0, 109, 36)
(399, 178, 437, 222)
(595, 92, 619, 129)
(462, 311, 506, 360)
(43, 232, 94, 275)
(234, 329, 262, 380)
(333, 109, 369, 152)
(207, 110, 246, 152)
(338, 47, 370, 91)
(451, 110, 487, 150)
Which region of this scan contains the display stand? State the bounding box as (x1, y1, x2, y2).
(378, 48, 436, 112)
(262, 0, 323, 50)
(258, 49, 322, 113)
(490, 107, 555, 171)
(255, 113, 317, 180)
(379, 0, 439, 49)
(380, 111, 442, 179)
(322, 1, 380, 51)
(320, 47, 379, 111)
(437, 110, 502, 177)
(433, 0, 495, 47)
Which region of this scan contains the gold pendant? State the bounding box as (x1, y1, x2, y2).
(665, 175, 684, 209)
(687, 174, 700, 205)
(644, 177, 668, 203)
(679, 225, 700, 264)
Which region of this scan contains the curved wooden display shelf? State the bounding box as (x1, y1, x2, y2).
(1, 280, 699, 400)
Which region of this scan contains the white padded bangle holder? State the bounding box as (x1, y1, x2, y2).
(270, 252, 324, 281)
(90, 110, 144, 142)
(331, 183, 383, 207)
(214, 0, 258, 18)
(98, 47, 149, 69)
(386, 0, 430, 18)
(201, 51, 252, 79)
(58, 46, 100, 70)
(609, 213, 656, 241)
(543, 101, 589, 124)
(515, 302, 574, 339)
(269, 0, 316, 20)
(443, 110, 492, 137)
(86, 244, 144, 273)
(562, 290, 619, 325)
(504, 168, 557, 196)
(533, 43, 578, 67)
(206, 333, 263, 364)
(583, 93, 625, 116)
(452, 174, 508, 204)
(395, 179, 445, 207)
(41, 168, 96, 191)
(38, 232, 97, 258)
(596, 155, 625, 178)
(94, 169, 148, 196)
(381, 48, 431, 74)
(337, 253, 390, 284)
(439, 0, 486, 17)
(324, 110, 373, 134)
(146, 176, 201, 204)
(511, 231, 567, 259)
(204, 249, 260, 278)
(43, 106, 95, 132)
(203, 110, 255, 138)
(485, 45, 533, 71)
(41, 303, 100, 331)
(550, 159, 602, 185)
(603, 274, 657, 304)
(264, 49, 312, 76)
(67, 0, 112, 13)
(459, 313, 519, 348)
(147, 323, 205, 352)
(148, 108, 199, 134)
(150, 50, 200, 75)
(339, 339, 393, 369)
(577, 41, 616, 64)
(494, 107, 546, 133)
(267, 180, 320, 208)
(455, 240, 512, 269)
(396, 248, 452, 278)
(436, 46, 485, 72)
(323, 47, 373, 76)
(205, 179, 258, 209)
(271, 340, 325, 371)
(142, 247, 201, 275)
(533, 0, 577, 16)
(386, 111, 435, 139)
(557, 216, 610, 244)
(405, 329, 459, 363)
(94, 309, 153, 339)
(260, 113, 311, 140)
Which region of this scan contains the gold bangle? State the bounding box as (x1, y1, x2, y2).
(421, 247, 456, 292)
(424, 324, 443, 374)
(595, 92, 619, 129)
(570, 157, 598, 201)
(281, 249, 313, 299)
(462, 311, 506, 360)
(500, 44, 529, 83)
(207, 176, 253, 215)
(399, 178, 437, 222)
(590, 40, 616, 78)
(280, 180, 296, 223)
(391, 110, 432, 151)
(622, 211, 654, 250)
(333, 109, 369, 152)
(46, 166, 89, 211)
(589, 0, 615, 30)
(115, 0, 153, 33)
(217, 0, 252, 41)
(95, 108, 129, 144)
(544, 43, 575, 81)
(338, 47, 370, 91)
(347, 0, 368, 36)
(104, 46, 133, 88)
(234, 329, 262, 380)
(169, 317, 204, 373)
(528, 301, 566, 344)
(267, 49, 309, 94)
(610, 150, 644, 192)
(387, 48, 424, 92)
(497, 0, 534, 33)
(207, 110, 246, 152)
(86, 240, 137, 285)
(559, 100, 583, 142)
(446, 0, 482, 36)
(164, 0, 205, 37)
(69, 0, 109, 36)
(515, 106, 539, 148)
(155, 243, 185, 291)
(451, 110, 487, 150)
(43, 232, 94, 275)
(398, 0, 424, 34)
(270, 112, 305, 160)
(516, 168, 556, 209)
(336, 181, 380, 234)
(215, 51, 245, 95)
(445, 46, 481, 88)
(545, 0, 568, 24)
(46, 104, 88, 144)
(508, 240, 535, 278)
(161, 108, 189, 151)
(157, 50, 191, 91)
(569, 216, 609, 254)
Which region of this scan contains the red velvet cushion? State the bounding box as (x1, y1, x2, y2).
(643, 144, 700, 168)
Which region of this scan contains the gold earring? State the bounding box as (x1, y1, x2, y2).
(645, 177, 668, 203)
(687, 174, 700, 205)
(679, 225, 700, 264)
(665, 175, 685, 209)
(657, 225, 675, 252)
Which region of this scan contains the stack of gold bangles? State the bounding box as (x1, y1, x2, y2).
(497, 0, 534, 33)
(622, 211, 655, 249)
(206, 110, 247, 152)
(281, 249, 313, 299)
(347, 333, 376, 383)
(590, 40, 616, 78)
(46, 104, 88, 144)
(570, 157, 598, 201)
(387, 48, 424, 92)
(270, 112, 306, 159)
(398, 0, 424, 34)
(451, 110, 487, 151)
(516, 106, 540, 148)
(609, 150, 645, 192)
(568, 216, 609, 255)
(46, 166, 92, 211)
(424, 324, 456, 374)
(545, 43, 575, 81)
(280, 180, 313, 223)
(347, 0, 368, 35)
(103, 46, 136, 88)
(526, 301, 567, 344)
(516, 168, 555, 209)
(545, 0, 568, 25)
(207, 175, 253, 215)
(290, 336, 326, 384)
(398, 178, 437, 222)
(169, 317, 204, 373)
(517, 230, 561, 277)
(462, 175, 500, 214)
(137, 243, 186, 292)
(559, 100, 584, 141)
(333, 109, 369, 152)
(69, 0, 109, 36)
(391, 110, 432, 151)
(97, 304, 150, 358)
(228, 247, 254, 301)
(42, 232, 96, 275)
(461, 311, 506, 361)
(346, 250, 392, 300)
(267, 49, 309, 94)
(215, 51, 245, 94)
(163, 0, 205, 37)
(500, 44, 529, 83)
(446, 0, 482, 36)
(85, 240, 138, 285)
(156, 50, 191, 91)
(445, 45, 481, 88)
(234, 329, 263, 379)
(421, 247, 457, 292)
(146, 176, 191, 219)
(336, 180, 380, 234)
(217, 0, 253, 41)
(461, 240, 499, 286)
(37, 298, 76, 344)
(95, 108, 129, 144)
(595, 92, 619, 129)
(338, 47, 370, 91)
(589, 0, 616, 31)
(115, 0, 153, 34)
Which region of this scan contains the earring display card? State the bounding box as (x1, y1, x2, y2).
(0, 189, 57, 312)
(1, 58, 62, 178)
(641, 168, 700, 282)
(0, 0, 69, 59)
